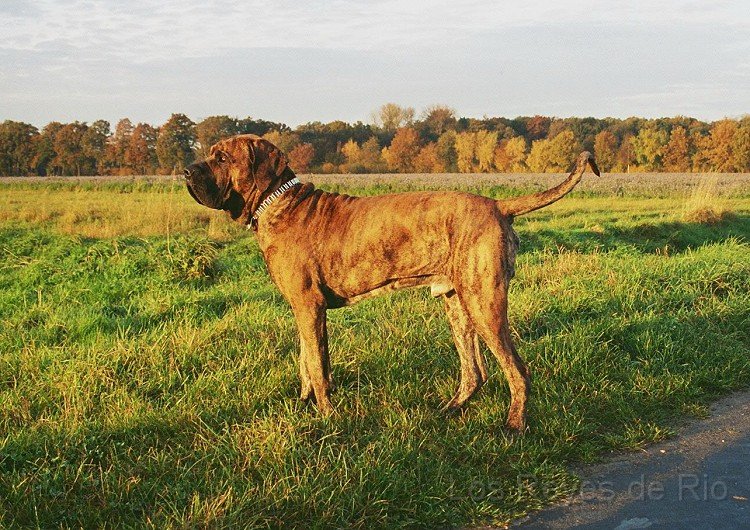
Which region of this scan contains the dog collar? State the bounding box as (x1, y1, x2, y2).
(249, 177, 301, 228)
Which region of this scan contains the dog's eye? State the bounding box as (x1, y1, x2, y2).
(216, 151, 227, 163)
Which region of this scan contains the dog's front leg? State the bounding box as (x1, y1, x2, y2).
(292, 303, 334, 415)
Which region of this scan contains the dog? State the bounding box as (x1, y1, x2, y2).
(184, 134, 599, 431)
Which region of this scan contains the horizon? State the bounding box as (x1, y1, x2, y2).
(2, 1, 748, 128)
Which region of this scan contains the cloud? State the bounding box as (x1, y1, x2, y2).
(1, 0, 748, 125)
(4, 0, 748, 60)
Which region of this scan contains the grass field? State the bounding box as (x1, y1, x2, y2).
(1, 173, 749, 528)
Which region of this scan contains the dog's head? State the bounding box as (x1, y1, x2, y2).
(183, 134, 291, 222)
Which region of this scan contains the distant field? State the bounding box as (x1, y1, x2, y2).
(1, 173, 749, 527)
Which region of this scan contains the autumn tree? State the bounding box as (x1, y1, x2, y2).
(102, 118, 134, 174)
(6, 112, 750, 176)
(702, 119, 739, 172)
(593, 130, 618, 172)
(419, 105, 457, 140)
(156, 113, 196, 173)
(53, 122, 90, 175)
(341, 138, 362, 172)
(413, 143, 445, 173)
(453, 130, 499, 172)
(382, 127, 420, 172)
(732, 118, 750, 172)
(372, 103, 415, 133)
(0, 120, 38, 175)
(263, 130, 301, 154)
(126, 123, 158, 174)
(526, 130, 581, 172)
(454, 131, 477, 173)
(288, 142, 315, 173)
(661, 126, 691, 172)
(358, 137, 385, 172)
(525, 115, 551, 141)
(690, 132, 712, 172)
(475, 130, 498, 172)
(494, 136, 527, 172)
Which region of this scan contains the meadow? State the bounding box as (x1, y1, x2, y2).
(0, 172, 749, 528)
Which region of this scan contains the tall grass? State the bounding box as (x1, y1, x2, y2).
(0, 175, 748, 527)
(682, 175, 735, 224)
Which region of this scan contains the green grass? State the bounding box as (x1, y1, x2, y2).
(0, 176, 749, 528)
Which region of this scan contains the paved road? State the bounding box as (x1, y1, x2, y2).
(512, 391, 750, 530)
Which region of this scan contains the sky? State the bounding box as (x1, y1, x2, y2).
(1, 0, 748, 128)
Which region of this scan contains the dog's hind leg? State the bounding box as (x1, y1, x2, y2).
(299, 343, 314, 401)
(455, 260, 530, 432)
(443, 291, 488, 411)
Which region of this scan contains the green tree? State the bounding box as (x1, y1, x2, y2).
(33, 122, 63, 175)
(631, 125, 668, 171)
(195, 115, 239, 156)
(238, 117, 289, 136)
(81, 120, 110, 174)
(616, 133, 636, 172)
(436, 131, 458, 172)
(156, 114, 196, 173)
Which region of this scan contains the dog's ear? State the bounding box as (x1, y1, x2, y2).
(248, 138, 289, 193)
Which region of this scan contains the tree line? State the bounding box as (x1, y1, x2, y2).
(1, 104, 748, 176)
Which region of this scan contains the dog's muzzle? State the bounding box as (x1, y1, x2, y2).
(184, 162, 223, 209)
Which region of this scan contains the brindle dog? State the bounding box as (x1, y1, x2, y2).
(184, 135, 599, 431)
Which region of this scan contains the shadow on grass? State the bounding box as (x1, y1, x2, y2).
(518, 215, 749, 254)
(1, 297, 749, 528)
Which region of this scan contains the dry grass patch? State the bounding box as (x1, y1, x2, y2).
(682, 176, 735, 224)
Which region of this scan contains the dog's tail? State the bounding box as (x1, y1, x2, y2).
(497, 151, 600, 217)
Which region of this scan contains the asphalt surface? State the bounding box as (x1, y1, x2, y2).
(511, 391, 750, 530)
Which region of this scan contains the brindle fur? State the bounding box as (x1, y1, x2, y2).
(184, 135, 599, 431)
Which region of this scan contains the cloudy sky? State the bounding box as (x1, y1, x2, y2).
(1, 0, 748, 128)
